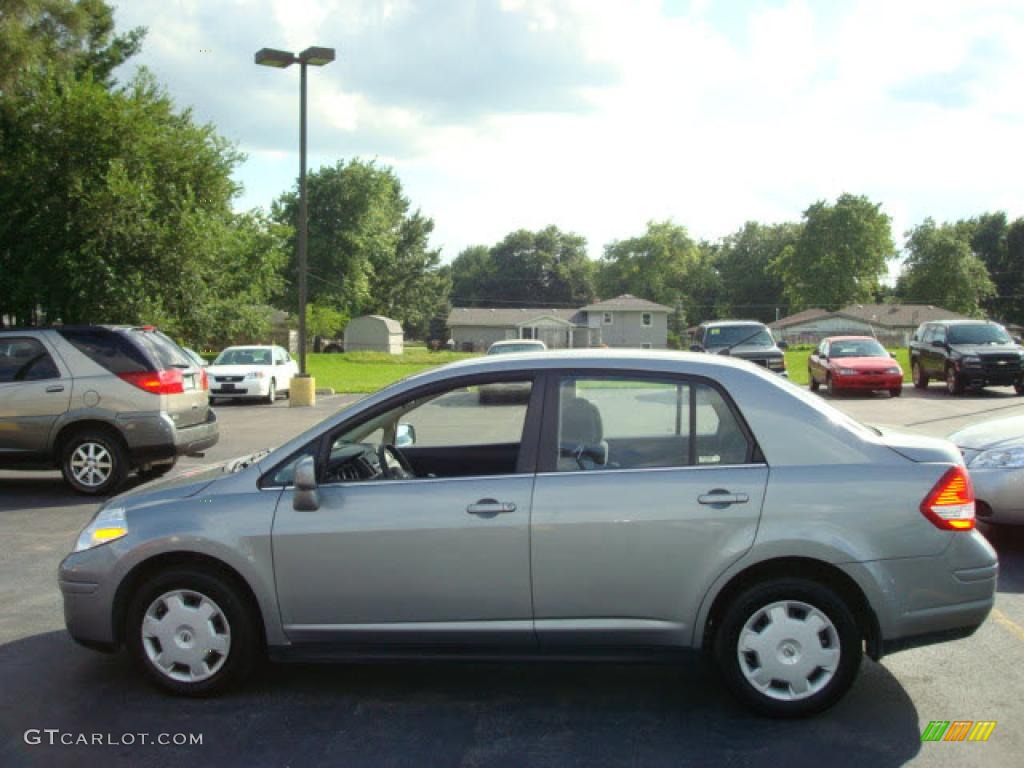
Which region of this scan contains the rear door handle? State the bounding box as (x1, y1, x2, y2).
(698, 490, 749, 506)
(467, 498, 517, 516)
(45, 385, 65, 393)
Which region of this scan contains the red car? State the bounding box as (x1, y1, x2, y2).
(808, 336, 904, 397)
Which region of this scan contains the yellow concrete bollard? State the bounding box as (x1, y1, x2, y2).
(290, 375, 316, 407)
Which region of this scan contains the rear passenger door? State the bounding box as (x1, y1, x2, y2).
(529, 372, 768, 648)
(0, 336, 71, 458)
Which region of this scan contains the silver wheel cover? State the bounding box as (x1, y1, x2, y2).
(70, 442, 113, 487)
(737, 600, 840, 702)
(142, 589, 231, 683)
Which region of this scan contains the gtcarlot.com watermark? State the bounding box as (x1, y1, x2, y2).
(25, 729, 202, 747)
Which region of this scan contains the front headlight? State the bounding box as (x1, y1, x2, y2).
(970, 445, 1024, 469)
(74, 506, 127, 552)
(245, 371, 266, 380)
(886, 367, 901, 375)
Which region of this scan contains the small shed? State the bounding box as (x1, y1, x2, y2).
(344, 315, 404, 354)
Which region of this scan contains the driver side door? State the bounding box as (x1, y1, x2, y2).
(271, 374, 543, 647)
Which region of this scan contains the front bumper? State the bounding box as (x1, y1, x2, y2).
(832, 373, 903, 390)
(211, 379, 271, 397)
(969, 466, 1024, 524)
(59, 544, 122, 651)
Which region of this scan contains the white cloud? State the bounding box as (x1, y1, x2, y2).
(113, 0, 1024, 268)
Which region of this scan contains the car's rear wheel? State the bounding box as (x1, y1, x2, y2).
(60, 429, 129, 495)
(714, 578, 862, 718)
(126, 568, 258, 696)
(264, 378, 276, 404)
(912, 361, 927, 389)
(808, 369, 819, 391)
(945, 366, 964, 395)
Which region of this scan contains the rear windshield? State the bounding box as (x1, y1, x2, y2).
(948, 324, 1011, 345)
(58, 328, 153, 374)
(133, 330, 194, 369)
(829, 339, 887, 357)
(704, 325, 774, 348)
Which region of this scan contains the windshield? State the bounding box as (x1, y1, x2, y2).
(704, 326, 775, 348)
(488, 343, 543, 354)
(948, 324, 1011, 345)
(214, 348, 273, 365)
(829, 339, 887, 358)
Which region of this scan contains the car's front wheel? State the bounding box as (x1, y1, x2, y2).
(912, 361, 927, 389)
(126, 567, 259, 696)
(714, 578, 862, 717)
(808, 369, 819, 391)
(1015, 382, 1024, 396)
(826, 375, 836, 397)
(889, 386, 902, 397)
(264, 378, 276, 404)
(945, 366, 964, 396)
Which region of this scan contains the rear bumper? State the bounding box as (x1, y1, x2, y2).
(122, 408, 219, 463)
(842, 531, 998, 657)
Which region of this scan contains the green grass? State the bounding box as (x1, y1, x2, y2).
(785, 347, 911, 386)
(306, 349, 478, 393)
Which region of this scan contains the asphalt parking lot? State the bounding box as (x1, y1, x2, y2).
(2, 387, 1024, 767)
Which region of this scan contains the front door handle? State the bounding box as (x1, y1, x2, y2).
(45, 385, 65, 393)
(467, 498, 517, 516)
(698, 489, 749, 506)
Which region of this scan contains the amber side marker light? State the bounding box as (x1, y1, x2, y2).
(920, 466, 976, 531)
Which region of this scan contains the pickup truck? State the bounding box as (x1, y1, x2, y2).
(909, 319, 1024, 395)
(690, 320, 788, 376)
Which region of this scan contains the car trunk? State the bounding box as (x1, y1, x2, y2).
(130, 330, 209, 429)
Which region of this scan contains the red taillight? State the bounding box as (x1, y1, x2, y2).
(199, 368, 209, 391)
(920, 466, 975, 531)
(117, 369, 184, 395)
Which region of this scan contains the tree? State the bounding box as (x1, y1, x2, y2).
(961, 212, 1024, 324)
(773, 194, 895, 311)
(306, 303, 348, 340)
(897, 219, 994, 316)
(598, 221, 721, 328)
(716, 221, 798, 322)
(0, 0, 145, 94)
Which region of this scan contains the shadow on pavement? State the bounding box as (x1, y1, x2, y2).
(983, 524, 1024, 595)
(0, 631, 922, 768)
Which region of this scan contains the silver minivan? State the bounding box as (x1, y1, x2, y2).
(59, 350, 996, 716)
(0, 325, 217, 494)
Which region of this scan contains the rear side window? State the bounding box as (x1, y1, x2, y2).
(58, 329, 152, 374)
(133, 331, 193, 369)
(0, 338, 60, 382)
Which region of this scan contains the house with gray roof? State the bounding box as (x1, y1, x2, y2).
(770, 303, 972, 346)
(446, 294, 672, 352)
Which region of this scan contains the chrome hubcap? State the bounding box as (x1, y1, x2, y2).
(142, 590, 231, 683)
(70, 442, 112, 487)
(737, 600, 840, 701)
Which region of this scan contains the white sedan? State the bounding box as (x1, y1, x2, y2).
(207, 345, 298, 404)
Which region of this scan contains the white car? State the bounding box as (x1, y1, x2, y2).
(207, 345, 298, 404)
(486, 339, 547, 355)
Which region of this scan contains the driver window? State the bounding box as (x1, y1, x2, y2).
(321, 378, 534, 483)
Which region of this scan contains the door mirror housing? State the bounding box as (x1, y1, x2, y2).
(776, 339, 788, 350)
(293, 456, 320, 511)
(396, 422, 416, 448)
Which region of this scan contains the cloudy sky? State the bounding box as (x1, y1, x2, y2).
(113, 0, 1024, 271)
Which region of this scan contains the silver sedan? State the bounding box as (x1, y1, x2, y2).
(952, 415, 1024, 525)
(59, 350, 996, 717)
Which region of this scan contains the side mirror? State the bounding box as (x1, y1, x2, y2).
(293, 456, 320, 511)
(1015, 335, 1022, 345)
(777, 339, 788, 350)
(688, 344, 703, 353)
(396, 422, 416, 448)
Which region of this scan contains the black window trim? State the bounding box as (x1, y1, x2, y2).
(0, 335, 62, 383)
(258, 370, 547, 489)
(536, 367, 765, 474)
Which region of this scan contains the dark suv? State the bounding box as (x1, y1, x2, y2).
(690, 320, 788, 376)
(0, 325, 219, 494)
(909, 320, 1024, 395)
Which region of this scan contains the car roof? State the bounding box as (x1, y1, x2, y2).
(824, 335, 880, 342)
(221, 344, 277, 350)
(490, 339, 544, 345)
(700, 320, 767, 327)
(928, 319, 997, 326)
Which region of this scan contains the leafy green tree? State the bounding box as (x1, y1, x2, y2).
(897, 219, 994, 316)
(598, 221, 721, 328)
(306, 303, 348, 340)
(773, 194, 895, 311)
(450, 245, 493, 305)
(0, 0, 144, 94)
(716, 221, 798, 322)
(960, 211, 1024, 324)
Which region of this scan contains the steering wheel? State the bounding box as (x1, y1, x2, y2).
(377, 444, 415, 479)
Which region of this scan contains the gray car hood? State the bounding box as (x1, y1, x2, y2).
(949, 415, 1024, 450)
(872, 426, 964, 464)
(707, 344, 783, 359)
(109, 463, 233, 509)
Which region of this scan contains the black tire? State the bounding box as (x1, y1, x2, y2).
(912, 361, 927, 390)
(713, 578, 862, 718)
(1015, 382, 1024, 396)
(265, 378, 276, 404)
(209, 397, 220, 406)
(60, 428, 129, 496)
(808, 369, 819, 392)
(889, 387, 902, 398)
(138, 457, 178, 481)
(945, 366, 964, 396)
(826, 375, 836, 397)
(126, 567, 259, 697)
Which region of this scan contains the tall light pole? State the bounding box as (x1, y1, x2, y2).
(254, 45, 335, 397)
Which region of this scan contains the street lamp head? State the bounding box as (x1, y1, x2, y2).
(299, 46, 336, 66)
(254, 48, 297, 68)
